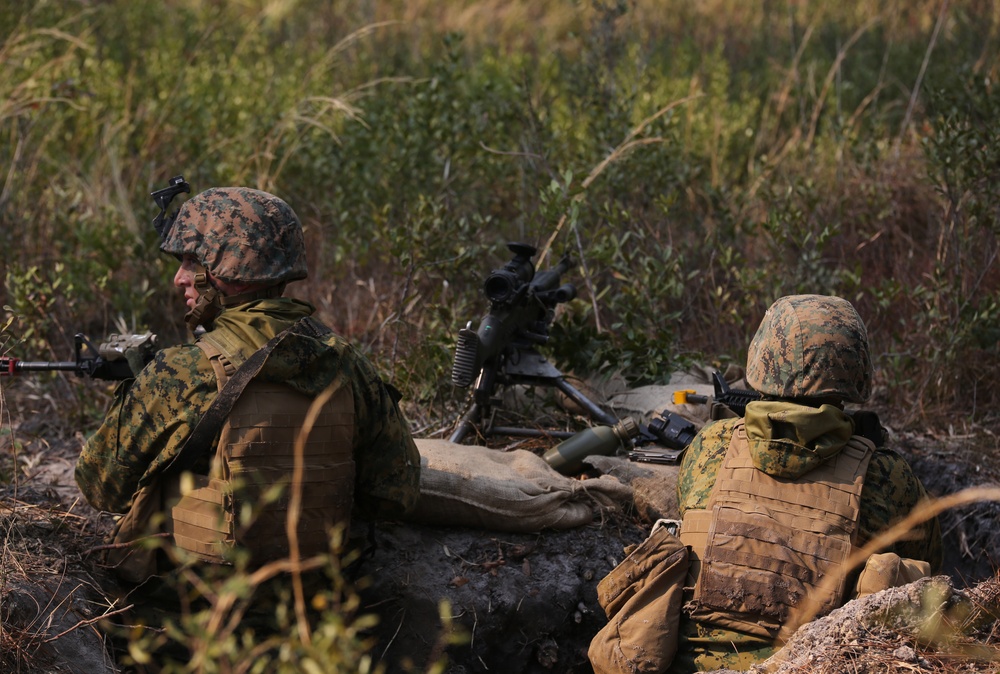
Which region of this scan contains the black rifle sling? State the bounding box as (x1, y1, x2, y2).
(166, 318, 327, 476)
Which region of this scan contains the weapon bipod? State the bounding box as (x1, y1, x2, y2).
(448, 346, 618, 444)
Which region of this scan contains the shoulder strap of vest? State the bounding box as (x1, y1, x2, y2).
(196, 339, 232, 389)
(165, 318, 318, 476)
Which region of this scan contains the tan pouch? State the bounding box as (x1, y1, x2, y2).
(589, 524, 689, 674)
(854, 552, 932, 599)
(104, 481, 166, 583)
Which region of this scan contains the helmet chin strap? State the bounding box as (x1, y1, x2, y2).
(184, 261, 287, 331)
(184, 265, 222, 331)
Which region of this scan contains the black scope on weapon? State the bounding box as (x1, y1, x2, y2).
(646, 411, 697, 450)
(483, 242, 536, 306)
(450, 242, 577, 389)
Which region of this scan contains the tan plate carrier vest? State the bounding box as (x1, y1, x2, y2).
(679, 421, 874, 639)
(166, 339, 356, 565)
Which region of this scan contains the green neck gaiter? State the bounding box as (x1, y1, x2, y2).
(743, 400, 854, 479)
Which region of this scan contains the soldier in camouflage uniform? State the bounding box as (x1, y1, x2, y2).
(76, 187, 420, 578)
(668, 294, 942, 673)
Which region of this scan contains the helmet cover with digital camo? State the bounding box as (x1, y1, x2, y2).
(160, 187, 307, 328)
(745, 294, 873, 404)
(160, 187, 307, 284)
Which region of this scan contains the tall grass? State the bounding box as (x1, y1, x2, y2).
(1, 0, 998, 429)
(1, 1, 998, 670)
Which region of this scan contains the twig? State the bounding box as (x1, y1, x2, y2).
(896, 0, 950, 154)
(379, 608, 406, 661)
(477, 141, 543, 160)
(803, 17, 880, 149)
(536, 94, 703, 269)
(84, 532, 170, 556)
(287, 382, 344, 646)
(41, 603, 134, 643)
(783, 485, 1000, 641)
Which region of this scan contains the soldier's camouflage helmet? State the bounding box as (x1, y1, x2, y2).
(160, 187, 307, 285)
(746, 294, 873, 404)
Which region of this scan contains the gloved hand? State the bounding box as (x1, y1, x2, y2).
(100, 332, 158, 376)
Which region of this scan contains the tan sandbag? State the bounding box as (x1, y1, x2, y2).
(606, 365, 749, 427)
(589, 524, 689, 674)
(584, 455, 680, 523)
(854, 552, 932, 599)
(405, 439, 632, 532)
(607, 383, 714, 427)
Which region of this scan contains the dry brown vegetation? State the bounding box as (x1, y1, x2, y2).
(2, 0, 999, 672)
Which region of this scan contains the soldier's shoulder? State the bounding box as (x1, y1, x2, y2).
(140, 342, 212, 383)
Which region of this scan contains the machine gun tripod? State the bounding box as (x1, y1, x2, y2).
(449, 343, 620, 443)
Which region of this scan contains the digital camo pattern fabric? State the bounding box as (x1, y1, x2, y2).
(672, 403, 943, 671)
(76, 298, 420, 521)
(160, 187, 308, 284)
(746, 294, 873, 404)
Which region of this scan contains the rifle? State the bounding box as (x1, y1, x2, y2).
(449, 242, 619, 442)
(1, 175, 186, 382)
(630, 370, 886, 461)
(671, 370, 761, 417)
(625, 372, 753, 464)
(1, 332, 158, 381)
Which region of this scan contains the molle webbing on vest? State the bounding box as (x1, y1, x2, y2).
(680, 422, 874, 638)
(169, 341, 354, 565)
(225, 380, 354, 562)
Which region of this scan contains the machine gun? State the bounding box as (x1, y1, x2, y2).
(1, 332, 158, 381)
(449, 242, 627, 442)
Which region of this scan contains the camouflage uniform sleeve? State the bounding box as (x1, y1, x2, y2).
(344, 347, 421, 520)
(75, 345, 217, 513)
(676, 418, 739, 515)
(857, 448, 944, 573)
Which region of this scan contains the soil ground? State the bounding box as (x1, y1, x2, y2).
(1, 382, 999, 673)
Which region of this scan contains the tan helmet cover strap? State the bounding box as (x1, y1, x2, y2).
(184, 263, 223, 330)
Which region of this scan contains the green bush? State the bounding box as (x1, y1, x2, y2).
(2, 0, 999, 426)
(3, 0, 1000, 670)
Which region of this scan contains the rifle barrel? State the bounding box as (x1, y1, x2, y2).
(4, 359, 81, 374)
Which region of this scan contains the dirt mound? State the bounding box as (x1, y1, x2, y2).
(0, 483, 119, 674)
(1, 412, 999, 673)
(741, 574, 1000, 674)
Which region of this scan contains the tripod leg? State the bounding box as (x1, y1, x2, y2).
(449, 402, 481, 443)
(553, 377, 619, 427)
